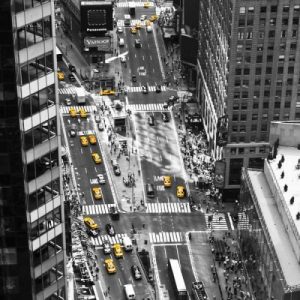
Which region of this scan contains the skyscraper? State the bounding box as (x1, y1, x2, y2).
(197, 1, 300, 196)
(0, 1, 67, 299)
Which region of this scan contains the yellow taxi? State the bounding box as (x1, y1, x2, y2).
(84, 217, 99, 230)
(176, 185, 186, 199)
(92, 186, 102, 200)
(130, 26, 138, 34)
(145, 20, 153, 27)
(69, 107, 77, 118)
(100, 89, 115, 96)
(149, 15, 158, 22)
(79, 108, 87, 118)
(104, 258, 117, 274)
(92, 152, 102, 164)
(163, 176, 172, 188)
(57, 71, 65, 81)
(144, 2, 151, 8)
(88, 134, 97, 145)
(113, 243, 124, 258)
(80, 136, 89, 146)
(135, 22, 142, 30)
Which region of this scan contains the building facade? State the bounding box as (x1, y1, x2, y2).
(0, 1, 67, 299)
(197, 0, 300, 195)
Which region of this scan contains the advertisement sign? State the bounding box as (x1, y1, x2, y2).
(83, 36, 111, 52)
(81, 1, 113, 34)
(180, 34, 198, 66)
(214, 160, 226, 189)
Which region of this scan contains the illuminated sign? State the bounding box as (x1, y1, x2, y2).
(83, 37, 111, 52)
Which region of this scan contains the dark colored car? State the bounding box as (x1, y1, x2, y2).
(155, 85, 162, 93)
(148, 115, 155, 126)
(131, 265, 142, 280)
(163, 102, 169, 109)
(69, 64, 76, 72)
(111, 160, 121, 176)
(86, 228, 99, 237)
(106, 223, 115, 236)
(69, 129, 76, 137)
(68, 74, 76, 82)
(110, 206, 120, 220)
(142, 85, 148, 94)
(135, 39, 142, 48)
(162, 112, 169, 122)
(132, 75, 137, 82)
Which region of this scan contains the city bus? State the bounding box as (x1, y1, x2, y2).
(56, 46, 63, 62)
(168, 259, 188, 300)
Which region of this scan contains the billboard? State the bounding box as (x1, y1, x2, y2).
(214, 160, 226, 189)
(180, 34, 198, 66)
(81, 1, 113, 34)
(83, 36, 111, 52)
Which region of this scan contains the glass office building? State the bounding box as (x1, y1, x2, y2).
(0, 1, 67, 299)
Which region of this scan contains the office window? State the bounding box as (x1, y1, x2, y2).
(245, 44, 252, 51)
(241, 103, 247, 110)
(261, 124, 268, 131)
(237, 31, 244, 40)
(240, 114, 247, 121)
(293, 18, 299, 25)
(274, 102, 281, 109)
(235, 79, 241, 86)
(234, 92, 240, 99)
(244, 55, 251, 63)
(284, 113, 290, 120)
(278, 67, 284, 74)
(275, 90, 281, 98)
(290, 55, 296, 61)
(271, 5, 277, 12)
(259, 31, 264, 39)
(288, 66, 294, 74)
(266, 68, 272, 74)
(279, 55, 285, 62)
(283, 6, 289, 13)
(244, 68, 250, 75)
(287, 78, 293, 86)
(239, 7, 246, 14)
(260, 18, 266, 26)
(257, 44, 263, 51)
(291, 42, 297, 50)
(295, 112, 300, 119)
(282, 29, 287, 38)
(270, 18, 276, 26)
(255, 79, 261, 86)
(251, 124, 257, 131)
(264, 90, 270, 97)
(239, 18, 245, 27)
(263, 102, 269, 109)
(240, 125, 246, 132)
(282, 18, 289, 26)
(236, 68, 242, 75)
(292, 30, 297, 37)
(280, 43, 286, 51)
(230, 148, 236, 154)
(246, 31, 253, 39)
(286, 89, 292, 96)
(248, 7, 254, 13)
(284, 101, 291, 108)
(249, 147, 256, 153)
(255, 68, 261, 75)
(232, 114, 239, 121)
(252, 114, 258, 120)
(237, 44, 243, 51)
(265, 79, 271, 86)
(242, 80, 249, 87)
(253, 91, 260, 99)
(262, 113, 268, 120)
(233, 103, 239, 110)
(238, 148, 245, 154)
(260, 6, 266, 13)
(247, 18, 254, 26)
(256, 56, 263, 63)
(268, 44, 274, 50)
(232, 125, 238, 132)
(242, 92, 248, 98)
(269, 30, 275, 38)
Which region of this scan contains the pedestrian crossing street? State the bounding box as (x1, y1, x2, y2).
(205, 213, 228, 231)
(83, 204, 118, 215)
(146, 202, 191, 213)
(60, 105, 96, 114)
(125, 85, 167, 93)
(116, 2, 154, 8)
(149, 232, 184, 244)
(237, 212, 252, 230)
(127, 103, 166, 112)
(59, 87, 77, 94)
(91, 234, 128, 247)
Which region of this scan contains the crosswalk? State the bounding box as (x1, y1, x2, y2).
(125, 85, 167, 93)
(146, 202, 191, 214)
(116, 2, 154, 8)
(205, 213, 228, 230)
(149, 232, 184, 244)
(90, 234, 128, 247)
(59, 87, 77, 94)
(127, 103, 165, 112)
(60, 105, 96, 114)
(237, 212, 252, 230)
(83, 204, 118, 215)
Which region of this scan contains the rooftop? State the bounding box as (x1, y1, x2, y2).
(248, 169, 300, 288)
(269, 146, 300, 236)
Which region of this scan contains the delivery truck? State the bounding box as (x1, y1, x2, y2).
(75, 87, 86, 104)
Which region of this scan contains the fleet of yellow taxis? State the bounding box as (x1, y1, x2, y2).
(129, 15, 158, 34)
(69, 107, 87, 118)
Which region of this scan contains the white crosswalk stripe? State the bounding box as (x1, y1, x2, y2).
(59, 87, 77, 94)
(146, 202, 191, 213)
(149, 232, 184, 244)
(205, 213, 228, 230)
(125, 85, 167, 93)
(116, 2, 154, 8)
(83, 204, 118, 215)
(90, 234, 128, 247)
(127, 103, 165, 112)
(60, 105, 97, 114)
(237, 212, 252, 230)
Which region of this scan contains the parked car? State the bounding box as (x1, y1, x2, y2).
(69, 64, 76, 72)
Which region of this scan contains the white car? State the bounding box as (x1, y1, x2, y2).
(97, 174, 106, 184)
(117, 26, 123, 33)
(65, 98, 71, 106)
(140, 15, 147, 21)
(146, 26, 152, 33)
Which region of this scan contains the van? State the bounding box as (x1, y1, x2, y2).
(119, 38, 125, 47)
(146, 183, 155, 198)
(122, 236, 133, 251)
(124, 284, 135, 300)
